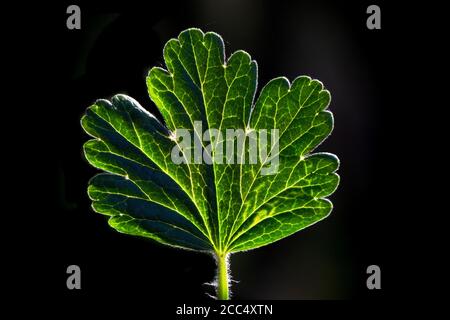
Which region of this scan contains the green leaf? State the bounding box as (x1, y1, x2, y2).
(81, 28, 339, 298)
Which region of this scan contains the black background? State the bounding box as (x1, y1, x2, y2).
(13, 0, 440, 314)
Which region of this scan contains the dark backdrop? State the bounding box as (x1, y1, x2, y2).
(24, 0, 423, 307)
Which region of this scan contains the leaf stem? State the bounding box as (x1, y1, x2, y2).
(216, 252, 230, 300)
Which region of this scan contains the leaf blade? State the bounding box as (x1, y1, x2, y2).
(81, 28, 340, 255)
